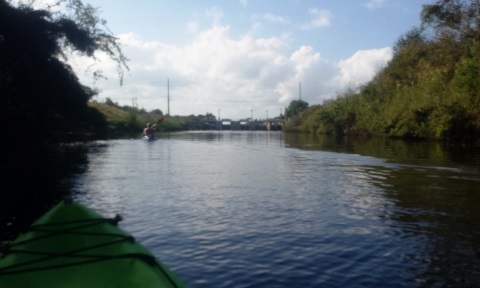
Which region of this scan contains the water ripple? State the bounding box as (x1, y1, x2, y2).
(73, 134, 480, 288)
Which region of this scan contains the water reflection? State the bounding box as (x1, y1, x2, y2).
(284, 133, 480, 167)
(3, 132, 480, 287)
(379, 166, 480, 286)
(285, 133, 480, 286)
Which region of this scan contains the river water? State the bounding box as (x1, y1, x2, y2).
(2, 131, 480, 287)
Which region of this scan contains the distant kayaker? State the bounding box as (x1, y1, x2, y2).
(143, 123, 155, 137)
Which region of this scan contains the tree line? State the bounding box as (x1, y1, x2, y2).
(91, 98, 226, 137)
(285, 0, 480, 142)
(3, 0, 479, 145)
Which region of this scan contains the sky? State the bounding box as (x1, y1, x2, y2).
(64, 0, 434, 120)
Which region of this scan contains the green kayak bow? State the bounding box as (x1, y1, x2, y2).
(0, 200, 186, 288)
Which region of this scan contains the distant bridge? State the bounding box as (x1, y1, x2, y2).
(198, 119, 284, 131)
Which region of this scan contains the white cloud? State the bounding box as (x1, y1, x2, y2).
(187, 7, 225, 34)
(70, 25, 390, 119)
(11, 0, 60, 10)
(187, 21, 200, 34)
(366, 0, 387, 9)
(262, 13, 289, 25)
(302, 9, 332, 30)
(333, 47, 392, 90)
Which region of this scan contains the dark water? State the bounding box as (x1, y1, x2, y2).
(2, 132, 480, 287)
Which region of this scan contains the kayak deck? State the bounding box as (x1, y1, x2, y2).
(0, 200, 186, 288)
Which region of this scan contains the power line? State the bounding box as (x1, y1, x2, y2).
(109, 97, 270, 103)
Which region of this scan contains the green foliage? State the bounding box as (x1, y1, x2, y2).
(393, 27, 426, 54)
(88, 101, 227, 137)
(293, 0, 480, 142)
(283, 99, 310, 132)
(89, 101, 161, 137)
(285, 100, 309, 119)
(0, 0, 127, 145)
(421, 0, 480, 42)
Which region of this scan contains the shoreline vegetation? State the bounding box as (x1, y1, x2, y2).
(283, 1, 480, 144)
(2, 0, 480, 146)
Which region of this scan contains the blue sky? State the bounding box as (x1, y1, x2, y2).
(89, 0, 425, 61)
(64, 0, 433, 119)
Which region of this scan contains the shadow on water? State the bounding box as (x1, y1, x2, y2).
(285, 133, 480, 286)
(0, 142, 100, 242)
(284, 133, 480, 167)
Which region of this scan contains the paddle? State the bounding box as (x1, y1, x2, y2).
(152, 116, 164, 128)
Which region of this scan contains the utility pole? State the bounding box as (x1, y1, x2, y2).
(250, 109, 254, 130)
(167, 79, 170, 116)
(299, 81, 302, 100)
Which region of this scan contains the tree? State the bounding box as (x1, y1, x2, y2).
(285, 100, 309, 118)
(0, 0, 128, 145)
(421, 0, 480, 41)
(151, 109, 163, 116)
(393, 27, 426, 54)
(205, 113, 216, 121)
